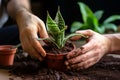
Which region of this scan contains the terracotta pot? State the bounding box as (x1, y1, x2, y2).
(45, 43, 76, 71)
(0, 45, 17, 66)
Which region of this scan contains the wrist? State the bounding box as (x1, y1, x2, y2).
(103, 34, 113, 53)
(15, 9, 31, 31)
(15, 8, 30, 20)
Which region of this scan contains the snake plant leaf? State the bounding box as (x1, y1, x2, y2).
(46, 12, 60, 36)
(63, 33, 88, 47)
(37, 38, 49, 41)
(46, 8, 87, 49)
(54, 7, 66, 48)
(104, 15, 120, 24)
(55, 7, 66, 31)
(46, 10, 66, 49)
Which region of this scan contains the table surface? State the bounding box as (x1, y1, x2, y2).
(0, 69, 23, 80)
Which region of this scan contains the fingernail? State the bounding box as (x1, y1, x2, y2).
(41, 51, 46, 57)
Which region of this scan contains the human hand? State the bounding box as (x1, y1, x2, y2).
(16, 10, 48, 61)
(65, 30, 111, 70)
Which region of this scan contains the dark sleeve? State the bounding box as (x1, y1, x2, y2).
(2, 0, 10, 7)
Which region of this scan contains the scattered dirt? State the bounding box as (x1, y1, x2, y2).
(6, 49, 120, 80)
(0, 41, 120, 80)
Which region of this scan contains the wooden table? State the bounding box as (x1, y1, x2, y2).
(0, 69, 23, 80)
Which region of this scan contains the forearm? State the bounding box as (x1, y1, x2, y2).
(104, 33, 120, 52)
(7, 0, 32, 30)
(7, 0, 31, 19)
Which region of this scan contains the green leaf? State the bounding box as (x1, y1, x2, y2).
(55, 7, 66, 31)
(54, 8, 66, 48)
(46, 12, 62, 48)
(102, 23, 117, 32)
(37, 38, 49, 41)
(63, 33, 88, 47)
(78, 2, 92, 22)
(78, 2, 99, 27)
(94, 26, 105, 34)
(104, 15, 120, 24)
(94, 10, 104, 20)
(70, 2, 118, 34)
(46, 8, 68, 49)
(46, 12, 60, 35)
(78, 2, 98, 23)
(85, 16, 99, 29)
(70, 21, 83, 32)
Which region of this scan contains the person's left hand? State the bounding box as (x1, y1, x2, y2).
(65, 30, 111, 71)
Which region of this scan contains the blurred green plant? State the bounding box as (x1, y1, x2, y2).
(70, 2, 120, 34)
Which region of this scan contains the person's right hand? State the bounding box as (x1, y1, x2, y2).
(16, 10, 49, 61)
(65, 30, 112, 70)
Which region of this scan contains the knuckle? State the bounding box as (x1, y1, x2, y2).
(87, 29, 93, 33)
(81, 55, 87, 61)
(69, 59, 75, 63)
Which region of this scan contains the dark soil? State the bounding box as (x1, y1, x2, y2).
(43, 41, 74, 54)
(6, 49, 120, 80)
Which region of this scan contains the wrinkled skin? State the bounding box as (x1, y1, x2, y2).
(16, 11, 48, 61)
(65, 30, 111, 71)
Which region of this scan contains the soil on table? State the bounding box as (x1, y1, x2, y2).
(5, 49, 120, 80)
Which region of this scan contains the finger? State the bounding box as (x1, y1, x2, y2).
(70, 30, 94, 40)
(70, 35, 82, 41)
(20, 34, 30, 52)
(66, 48, 98, 68)
(66, 48, 82, 59)
(38, 20, 49, 38)
(81, 39, 96, 53)
(30, 36, 46, 57)
(68, 49, 100, 70)
(75, 30, 95, 37)
(76, 56, 99, 70)
(26, 45, 43, 61)
(21, 36, 43, 61)
(24, 30, 46, 58)
(65, 54, 82, 66)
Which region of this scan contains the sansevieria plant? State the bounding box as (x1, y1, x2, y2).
(45, 7, 87, 49)
(43, 7, 88, 71)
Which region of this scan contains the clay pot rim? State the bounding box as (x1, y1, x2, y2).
(0, 45, 17, 54)
(46, 52, 67, 56)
